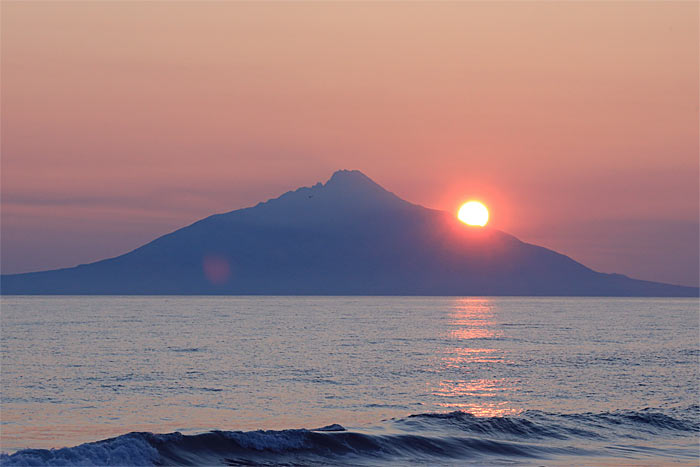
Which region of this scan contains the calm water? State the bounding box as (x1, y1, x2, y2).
(1, 296, 698, 465)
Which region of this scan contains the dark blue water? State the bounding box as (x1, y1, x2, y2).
(1, 297, 698, 465)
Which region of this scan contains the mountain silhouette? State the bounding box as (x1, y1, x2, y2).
(2, 170, 697, 296)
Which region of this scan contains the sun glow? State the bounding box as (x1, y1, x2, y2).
(458, 201, 489, 227)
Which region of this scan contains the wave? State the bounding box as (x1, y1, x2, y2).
(2, 407, 698, 466)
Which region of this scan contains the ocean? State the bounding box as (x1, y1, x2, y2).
(1, 296, 698, 465)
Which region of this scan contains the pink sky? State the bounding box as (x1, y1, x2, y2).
(2, 2, 698, 286)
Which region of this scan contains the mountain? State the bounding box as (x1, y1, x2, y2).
(2, 170, 697, 296)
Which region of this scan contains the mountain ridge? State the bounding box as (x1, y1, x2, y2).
(2, 170, 697, 296)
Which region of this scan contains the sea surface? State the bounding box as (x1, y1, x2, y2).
(1, 296, 698, 466)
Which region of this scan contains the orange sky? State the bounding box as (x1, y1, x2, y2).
(2, 1, 698, 286)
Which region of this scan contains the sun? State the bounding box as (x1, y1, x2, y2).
(458, 201, 489, 227)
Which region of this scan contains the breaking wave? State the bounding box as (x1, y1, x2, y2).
(3, 407, 698, 466)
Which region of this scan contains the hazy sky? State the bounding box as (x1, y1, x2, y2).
(2, 1, 698, 286)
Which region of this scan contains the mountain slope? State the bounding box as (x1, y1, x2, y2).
(2, 170, 697, 296)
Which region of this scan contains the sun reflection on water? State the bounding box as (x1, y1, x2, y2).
(433, 298, 519, 418)
(443, 348, 502, 367)
(435, 401, 516, 418)
(448, 298, 500, 339)
(433, 378, 508, 397)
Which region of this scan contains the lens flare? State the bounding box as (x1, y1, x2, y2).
(203, 255, 231, 285)
(457, 201, 489, 227)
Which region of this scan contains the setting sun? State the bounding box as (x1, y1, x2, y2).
(458, 201, 489, 227)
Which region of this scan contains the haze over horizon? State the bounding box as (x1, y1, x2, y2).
(2, 2, 698, 286)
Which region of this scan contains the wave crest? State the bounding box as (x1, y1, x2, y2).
(2, 408, 697, 466)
